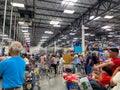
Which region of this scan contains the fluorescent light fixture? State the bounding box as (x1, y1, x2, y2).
(115, 35, 120, 37)
(105, 29, 112, 31)
(21, 26, 29, 29)
(70, 33, 75, 35)
(50, 21, 59, 25)
(11, 2, 24, 8)
(25, 38, 30, 40)
(74, 38, 78, 40)
(109, 32, 114, 34)
(0, 34, 8, 37)
(102, 25, 111, 29)
(89, 16, 95, 20)
(44, 31, 53, 34)
(26, 41, 30, 43)
(94, 16, 101, 20)
(22, 30, 28, 33)
(104, 15, 114, 19)
(24, 35, 29, 38)
(24, 33, 30, 35)
(85, 33, 90, 36)
(62, 0, 77, 5)
(108, 35, 113, 37)
(3, 37, 8, 40)
(40, 39, 47, 42)
(64, 10, 75, 14)
(18, 22, 24, 25)
(53, 24, 61, 27)
(90, 34, 95, 36)
(58, 39, 61, 42)
(42, 36, 49, 38)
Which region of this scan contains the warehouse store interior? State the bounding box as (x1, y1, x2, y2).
(0, 0, 120, 90)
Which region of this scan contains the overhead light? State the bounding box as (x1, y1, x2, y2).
(62, 0, 77, 6)
(18, 22, 24, 25)
(63, 10, 75, 14)
(58, 39, 61, 42)
(115, 35, 120, 37)
(104, 15, 114, 19)
(42, 36, 49, 38)
(50, 21, 59, 25)
(24, 33, 30, 35)
(21, 26, 29, 29)
(90, 34, 95, 36)
(85, 33, 90, 36)
(70, 33, 75, 35)
(3, 37, 9, 40)
(109, 32, 114, 34)
(74, 38, 78, 40)
(0, 34, 8, 37)
(102, 25, 111, 29)
(108, 35, 113, 37)
(94, 16, 101, 20)
(40, 39, 47, 41)
(45, 31, 53, 34)
(53, 24, 61, 27)
(105, 29, 112, 31)
(24, 35, 29, 38)
(11, 2, 25, 8)
(22, 30, 28, 33)
(26, 40, 30, 43)
(25, 38, 30, 40)
(89, 16, 95, 20)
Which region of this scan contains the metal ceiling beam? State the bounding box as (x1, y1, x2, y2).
(34, 18, 73, 23)
(35, 13, 77, 19)
(37, 0, 92, 8)
(43, 0, 120, 47)
(25, 5, 82, 15)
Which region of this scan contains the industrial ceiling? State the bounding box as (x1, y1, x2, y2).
(0, 0, 120, 48)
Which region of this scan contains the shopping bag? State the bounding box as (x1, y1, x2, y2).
(79, 77, 93, 90)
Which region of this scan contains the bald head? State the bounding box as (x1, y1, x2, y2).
(9, 41, 23, 55)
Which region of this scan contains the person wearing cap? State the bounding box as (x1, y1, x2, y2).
(93, 48, 120, 73)
(0, 41, 26, 90)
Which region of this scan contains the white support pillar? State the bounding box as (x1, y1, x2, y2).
(54, 41, 56, 53)
(82, 25, 88, 56)
(14, 15, 16, 41)
(1, 0, 8, 48)
(9, 5, 13, 45)
(82, 25, 85, 56)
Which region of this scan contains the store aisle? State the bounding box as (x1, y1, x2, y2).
(34, 75, 66, 90)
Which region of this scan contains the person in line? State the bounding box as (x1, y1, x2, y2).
(0, 41, 26, 90)
(50, 54, 57, 76)
(85, 52, 94, 75)
(93, 48, 120, 73)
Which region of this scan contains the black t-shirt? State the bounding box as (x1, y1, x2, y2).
(92, 56, 99, 64)
(86, 56, 93, 66)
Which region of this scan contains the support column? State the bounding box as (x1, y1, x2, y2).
(82, 25, 85, 56)
(1, 0, 8, 48)
(9, 5, 13, 45)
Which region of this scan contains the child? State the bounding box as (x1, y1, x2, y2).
(94, 66, 112, 87)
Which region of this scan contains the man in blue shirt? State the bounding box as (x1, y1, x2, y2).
(0, 41, 26, 90)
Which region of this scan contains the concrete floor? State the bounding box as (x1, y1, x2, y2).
(34, 75, 67, 90)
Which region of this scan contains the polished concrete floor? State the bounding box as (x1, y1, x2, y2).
(34, 75, 67, 90)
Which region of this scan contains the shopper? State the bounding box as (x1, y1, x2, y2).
(93, 48, 120, 73)
(0, 41, 26, 90)
(50, 54, 57, 75)
(85, 52, 94, 75)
